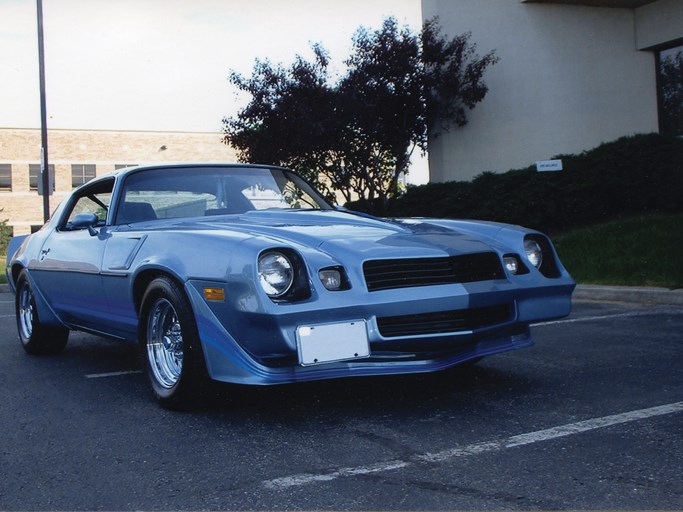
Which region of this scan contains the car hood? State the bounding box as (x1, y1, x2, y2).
(196, 210, 497, 259)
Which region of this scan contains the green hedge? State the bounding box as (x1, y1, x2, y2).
(553, 213, 683, 289)
(384, 133, 683, 234)
(0, 217, 10, 258)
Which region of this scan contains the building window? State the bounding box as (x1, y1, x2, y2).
(29, 164, 56, 192)
(0, 164, 11, 191)
(115, 164, 137, 170)
(71, 164, 96, 188)
(658, 45, 683, 136)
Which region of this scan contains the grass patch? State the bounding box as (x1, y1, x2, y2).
(554, 214, 683, 289)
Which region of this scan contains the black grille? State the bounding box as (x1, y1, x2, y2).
(363, 252, 505, 292)
(377, 304, 513, 338)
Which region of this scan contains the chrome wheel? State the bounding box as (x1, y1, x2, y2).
(15, 270, 69, 355)
(17, 284, 34, 341)
(146, 298, 184, 389)
(140, 276, 208, 408)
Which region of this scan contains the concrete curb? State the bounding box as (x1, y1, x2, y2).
(573, 284, 683, 306)
(2, 282, 682, 305)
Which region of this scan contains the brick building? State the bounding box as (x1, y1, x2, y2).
(0, 128, 237, 235)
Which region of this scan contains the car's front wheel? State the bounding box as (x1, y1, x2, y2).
(140, 276, 208, 409)
(15, 270, 69, 355)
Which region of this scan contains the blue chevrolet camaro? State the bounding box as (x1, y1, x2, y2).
(6, 164, 575, 408)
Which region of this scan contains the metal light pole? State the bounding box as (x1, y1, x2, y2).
(37, 0, 50, 222)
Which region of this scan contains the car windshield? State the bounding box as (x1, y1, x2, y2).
(115, 166, 332, 224)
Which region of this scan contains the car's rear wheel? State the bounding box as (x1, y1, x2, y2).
(15, 270, 69, 355)
(140, 276, 208, 409)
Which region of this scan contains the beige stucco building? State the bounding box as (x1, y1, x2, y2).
(0, 128, 236, 235)
(423, 0, 683, 181)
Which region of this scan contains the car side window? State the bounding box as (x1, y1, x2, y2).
(62, 179, 114, 231)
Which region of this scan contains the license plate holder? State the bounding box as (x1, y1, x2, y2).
(296, 320, 370, 366)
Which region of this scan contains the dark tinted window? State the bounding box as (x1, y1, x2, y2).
(71, 164, 97, 188)
(658, 45, 683, 136)
(0, 164, 11, 191)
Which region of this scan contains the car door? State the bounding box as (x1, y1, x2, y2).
(29, 178, 115, 333)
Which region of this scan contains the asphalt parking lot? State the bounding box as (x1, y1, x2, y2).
(0, 289, 681, 510)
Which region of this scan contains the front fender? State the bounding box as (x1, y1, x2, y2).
(14, 268, 66, 328)
(6, 235, 29, 294)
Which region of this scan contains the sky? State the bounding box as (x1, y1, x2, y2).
(0, 0, 422, 134)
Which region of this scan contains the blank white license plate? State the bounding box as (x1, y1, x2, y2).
(296, 320, 370, 366)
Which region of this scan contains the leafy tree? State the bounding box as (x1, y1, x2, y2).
(223, 17, 497, 212)
(223, 45, 346, 202)
(660, 50, 683, 136)
(341, 18, 498, 210)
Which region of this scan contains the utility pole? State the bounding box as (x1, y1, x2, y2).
(37, 0, 50, 222)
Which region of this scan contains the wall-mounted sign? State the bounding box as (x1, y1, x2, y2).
(536, 159, 563, 172)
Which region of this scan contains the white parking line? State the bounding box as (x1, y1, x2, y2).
(263, 401, 683, 490)
(85, 370, 142, 379)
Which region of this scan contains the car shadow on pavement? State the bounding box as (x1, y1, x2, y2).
(202, 360, 539, 420)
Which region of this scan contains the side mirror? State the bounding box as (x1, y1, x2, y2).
(71, 212, 99, 236)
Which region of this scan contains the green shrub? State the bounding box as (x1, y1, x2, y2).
(554, 214, 683, 289)
(0, 214, 9, 285)
(383, 133, 683, 234)
(0, 214, 11, 257)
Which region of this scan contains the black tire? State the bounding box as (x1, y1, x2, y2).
(15, 270, 69, 355)
(139, 276, 209, 409)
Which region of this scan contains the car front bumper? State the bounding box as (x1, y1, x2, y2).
(186, 277, 574, 385)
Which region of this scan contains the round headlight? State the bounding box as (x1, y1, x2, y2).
(258, 252, 294, 297)
(524, 239, 543, 269)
